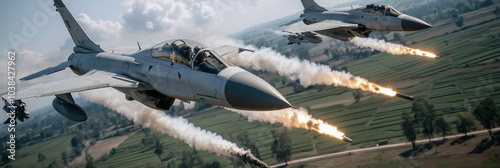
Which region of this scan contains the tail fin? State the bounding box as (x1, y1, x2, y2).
(54, 0, 104, 52)
(301, 0, 327, 12)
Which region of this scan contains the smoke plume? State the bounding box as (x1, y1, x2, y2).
(79, 88, 268, 168)
(216, 40, 397, 97)
(226, 107, 345, 140)
(351, 37, 437, 58)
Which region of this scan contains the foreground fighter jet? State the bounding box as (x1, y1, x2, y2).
(282, 0, 432, 44)
(0, 0, 292, 123)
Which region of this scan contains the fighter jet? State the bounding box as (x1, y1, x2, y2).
(0, 0, 292, 123)
(282, 0, 432, 44)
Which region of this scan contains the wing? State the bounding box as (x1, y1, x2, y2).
(1, 70, 150, 100)
(213, 45, 254, 59)
(283, 20, 359, 33)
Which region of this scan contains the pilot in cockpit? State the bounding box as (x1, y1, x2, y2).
(196, 51, 225, 74)
(180, 45, 193, 60)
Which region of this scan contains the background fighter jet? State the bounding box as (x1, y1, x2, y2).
(282, 0, 432, 44)
(0, 0, 292, 123)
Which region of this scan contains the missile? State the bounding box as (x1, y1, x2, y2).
(395, 93, 415, 101)
(342, 135, 352, 143)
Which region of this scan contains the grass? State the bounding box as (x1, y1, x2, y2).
(286, 130, 500, 168)
(6, 5, 500, 168)
(5, 135, 74, 168)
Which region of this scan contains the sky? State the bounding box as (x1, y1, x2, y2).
(0, 0, 353, 116)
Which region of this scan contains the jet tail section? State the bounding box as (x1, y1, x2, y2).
(54, 0, 104, 52)
(301, 0, 327, 12)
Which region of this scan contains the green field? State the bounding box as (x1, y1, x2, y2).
(4, 3, 500, 168)
(5, 135, 74, 168)
(88, 7, 500, 167)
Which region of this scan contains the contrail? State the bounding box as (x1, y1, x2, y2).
(220, 42, 398, 97)
(79, 89, 268, 168)
(226, 107, 347, 141)
(350, 37, 438, 58)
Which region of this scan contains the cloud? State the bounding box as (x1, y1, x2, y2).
(76, 13, 123, 42)
(120, 0, 267, 38)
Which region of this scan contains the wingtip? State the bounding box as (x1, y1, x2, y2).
(54, 0, 65, 7)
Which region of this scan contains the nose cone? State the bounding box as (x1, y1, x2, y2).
(401, 15, 431, 31)
(225, 72, 291, 111)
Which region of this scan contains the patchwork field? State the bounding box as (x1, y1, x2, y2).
(4, 4, 500, 168)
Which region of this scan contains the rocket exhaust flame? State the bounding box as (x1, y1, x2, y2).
(227, 47, 399, 97)
(80, 89, 268, 168)
(227, 107, 348, 141)
(351, 37, 438, 58)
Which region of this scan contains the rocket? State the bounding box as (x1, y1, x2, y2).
(342, 135, 352, 143)
(395, 93, 415, 101)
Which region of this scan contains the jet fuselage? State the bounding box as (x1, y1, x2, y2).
(68, 40, 291, 111)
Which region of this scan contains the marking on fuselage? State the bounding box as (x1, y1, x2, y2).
(65, 20, 71, 28)
(178, 72, 181, 79)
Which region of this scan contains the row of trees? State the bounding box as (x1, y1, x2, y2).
(402, 97, 500, 149)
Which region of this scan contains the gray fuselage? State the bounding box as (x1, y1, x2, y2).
(68, 40, 291, 111)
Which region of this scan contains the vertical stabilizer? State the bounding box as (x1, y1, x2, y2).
(301, 0, 327, 12)
(54, 0, 104, 52)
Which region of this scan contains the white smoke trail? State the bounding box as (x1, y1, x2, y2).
(226, 107, 345, 140)
(351, 37, 438, 58)
(79, 88, 268, 167)
(216, 39, 397, 96)
(182, 101, 197, 110)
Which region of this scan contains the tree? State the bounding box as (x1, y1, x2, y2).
(236, 131, 261, 160)
(480, 0, 493, 7)
(401, 112, 417, 149)
(38, 153, 46, 168)
(393, 33, 404, 44)
(178, 149, 203, 168)
(61, 151, 69, 166)
(473, 97, 500, 139)
(340, 66, 348, 72)
(494, 7, 500, 17)
(85, 154, 94, 168)
(323, 49, 330, 57)
(48, 160, 58, 168)
(202, 161, 221, 168)
(455, 114, 476, 137)
(422, 115, 436, 143)
(434, 117, 451, 139)
(154, 136, 164, 161)
(271, 128, 292, 165)
(412, 98, 435, 124)
(110, 148, 116, 155)
(352, 89, 363, 103)
(456, 17, 465, 29)
(411, 98, 436, 143)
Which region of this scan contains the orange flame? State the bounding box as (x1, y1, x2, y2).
(284, 110, 345, 139)
(392, 47, 438, 59)
(336, 76, 398, 97)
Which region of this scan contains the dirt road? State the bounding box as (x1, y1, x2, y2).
(271, 128, 500, 167)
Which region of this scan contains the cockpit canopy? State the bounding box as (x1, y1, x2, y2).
(151, 39, 232, 74)
(362, 4, 401, 17)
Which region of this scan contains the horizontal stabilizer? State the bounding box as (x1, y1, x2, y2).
(213, 45, 254, 59)
(280, 18, 305, 27)
(20, 61, 72, 81)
